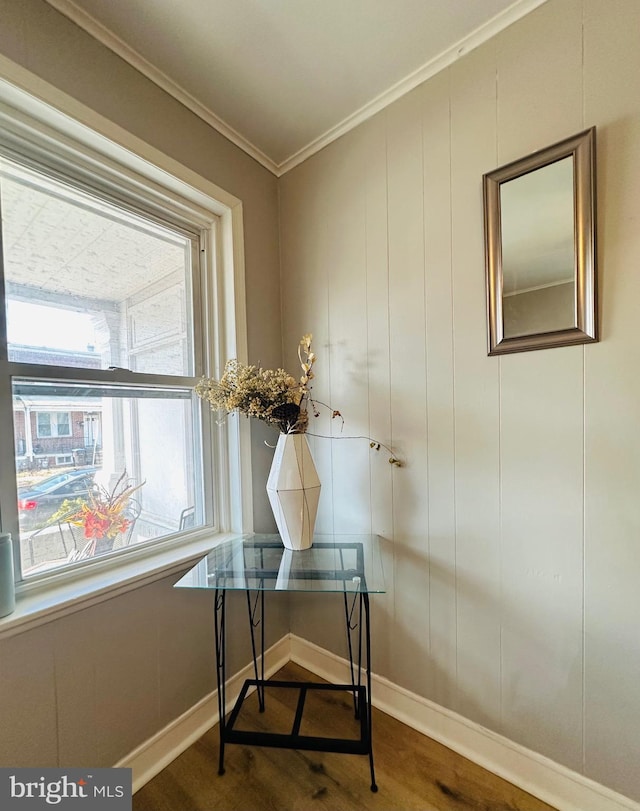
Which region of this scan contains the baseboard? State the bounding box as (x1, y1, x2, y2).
(118, 632, 639, 811)
(116, 634, 291, 793)
(289, 635, 640, 811)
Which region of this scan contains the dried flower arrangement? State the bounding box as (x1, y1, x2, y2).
(196, 334, 402, 466)
(196, 334, 315, 434)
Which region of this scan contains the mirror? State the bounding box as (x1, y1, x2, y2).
(483, 127, 597, 355)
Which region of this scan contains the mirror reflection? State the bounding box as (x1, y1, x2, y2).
(500, 157, 575, 338)
(483, 127, 597, 355)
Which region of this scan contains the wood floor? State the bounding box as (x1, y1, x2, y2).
(133, 663, 557, 811)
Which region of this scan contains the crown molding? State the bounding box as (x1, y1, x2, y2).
(277, 0, 550, 174)
(44, 0, 280, 175)
(45, 0, 549, 177)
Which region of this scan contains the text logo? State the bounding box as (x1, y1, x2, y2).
(1, 769, 131, 810)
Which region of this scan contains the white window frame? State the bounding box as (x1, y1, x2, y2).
(36, 411, 72, 439)
(0, 66, 253, 637)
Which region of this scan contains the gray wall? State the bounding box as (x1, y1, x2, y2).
(280, 0, 640, 802)
(0, 0, 284, 769)
(3, 0, 640, 805)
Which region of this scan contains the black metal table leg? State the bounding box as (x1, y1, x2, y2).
(363, 591, 378, 792)
(213, 590, 227, 775)
(246, 588, 265, 711)
(343, 590, 360, 718)
(344, 587, 377, 792)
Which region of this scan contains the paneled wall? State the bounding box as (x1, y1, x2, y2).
(0, 575, 287, 767)
(280, 0, 640, 801)
(0, 0, 285, 769)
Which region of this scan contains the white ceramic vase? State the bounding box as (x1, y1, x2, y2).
(266, 433, 321, 550)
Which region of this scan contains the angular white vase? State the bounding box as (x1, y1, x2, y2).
(266, 433, 321, 550)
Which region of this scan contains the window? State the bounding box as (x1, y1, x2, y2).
(1, 156, 206, 577)
(0, 94, 245, 586)
(36, 412, 71, 438)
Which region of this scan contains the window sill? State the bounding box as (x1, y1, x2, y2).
(0, 530, 237, 641)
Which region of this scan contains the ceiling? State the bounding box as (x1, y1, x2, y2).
(46, 0, 547, 176)
(2, 162, 186, 305)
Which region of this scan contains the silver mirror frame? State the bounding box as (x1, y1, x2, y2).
(483, 127, 597, 355)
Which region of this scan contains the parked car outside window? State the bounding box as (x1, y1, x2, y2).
(17, 467, 98, 530)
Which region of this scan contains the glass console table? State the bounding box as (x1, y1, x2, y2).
(174, 534, 386, 792)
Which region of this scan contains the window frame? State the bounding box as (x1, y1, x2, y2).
(0, 72, 253, 610)
(35, 412, 72, 439)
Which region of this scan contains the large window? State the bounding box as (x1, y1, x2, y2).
(0, 113, 227, 582)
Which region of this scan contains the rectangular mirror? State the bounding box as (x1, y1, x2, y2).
(483, 127, 597, 355)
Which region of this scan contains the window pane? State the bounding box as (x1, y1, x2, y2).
(37, 413, 51, 437)
(13, 380, 206, 577)
(1, 159, 195, 376)
(56, 413, 71, 436)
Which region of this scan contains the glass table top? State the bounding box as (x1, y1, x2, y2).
(174, 534, 386, 593)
